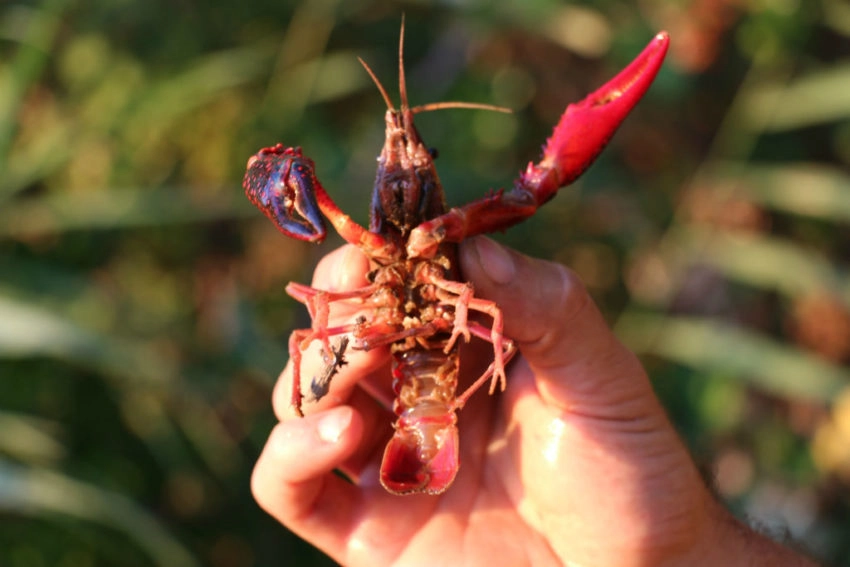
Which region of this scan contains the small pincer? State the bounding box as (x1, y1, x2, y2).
(243, 144, 327, 242)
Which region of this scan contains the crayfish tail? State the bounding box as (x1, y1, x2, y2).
(380, 421, 459, 495)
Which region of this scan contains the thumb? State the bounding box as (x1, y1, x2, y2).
(459, 236, 655, 417)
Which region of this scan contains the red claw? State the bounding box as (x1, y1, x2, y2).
(521, 31, 671, 198)
(406, 32, 670, 258)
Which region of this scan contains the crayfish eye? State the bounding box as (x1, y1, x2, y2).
(428, 147, 439, 159)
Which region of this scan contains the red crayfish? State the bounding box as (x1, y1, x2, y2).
(243, 26, 669, 495)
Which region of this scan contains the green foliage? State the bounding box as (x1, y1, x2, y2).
(1, 0, 849, 565)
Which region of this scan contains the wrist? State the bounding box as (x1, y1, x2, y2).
(669, 492, 818, 567)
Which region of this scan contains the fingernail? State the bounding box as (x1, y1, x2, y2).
(474, 237, 515, 284)
(317, 407, 352, 444)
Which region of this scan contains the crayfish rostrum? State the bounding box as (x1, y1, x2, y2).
(243, 26, 669, 495)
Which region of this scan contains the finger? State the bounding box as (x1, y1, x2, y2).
(251, 406, 365, 558)
(273, 357, 395, 481)
(272, 344, 388, 420)
(276, 244, 390, 420)
(312, 243, 370, 291)
(252, 405, 429, 567)
(459, 236, 656, 417)
(276, 243, 396, 480)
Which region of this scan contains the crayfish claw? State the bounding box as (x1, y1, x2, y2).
(243, 145, 327, 243)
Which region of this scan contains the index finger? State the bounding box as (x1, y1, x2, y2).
(272, 244, 387, 421)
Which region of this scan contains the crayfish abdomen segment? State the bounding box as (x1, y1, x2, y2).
(392, 348, 459, 411)
(381, 348, 461, 494)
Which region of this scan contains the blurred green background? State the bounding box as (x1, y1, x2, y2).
(2, 0, 850, 565)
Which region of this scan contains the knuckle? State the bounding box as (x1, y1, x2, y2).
(551, 263, 591, 324)
(509, 258, 590, 343)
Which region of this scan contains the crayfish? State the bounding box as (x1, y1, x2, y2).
(243, 26, 669, 495)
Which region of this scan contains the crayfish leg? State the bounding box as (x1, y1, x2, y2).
(285, 282, 377, 416)
(285, 281, 377, 353)
(424, 270, 515, 395)
(454, 323, 517, 410)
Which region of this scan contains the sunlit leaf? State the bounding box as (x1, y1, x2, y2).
(0, 185, 254, 237)
(125, 44, 276, 132)
(740, 62, 850, 131)
(709, 162, 850, 223)
(0, 0, 69, 172)
(0, 458, 200, 567)
(617, 312, 848, 402)
(0, 411, 64, 464)
(662, 225, 850, 307)
(0, 294, 177, 384)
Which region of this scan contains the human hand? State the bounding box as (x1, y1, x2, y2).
(252, 236, 817, 567)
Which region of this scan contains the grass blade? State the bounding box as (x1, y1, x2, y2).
(617, 312, 848, 402)
(0, 459, 200, 567)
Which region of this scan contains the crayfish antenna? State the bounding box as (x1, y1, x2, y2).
(398, 14, 409, 111)
(359, 16, 512, 117)
(410, 101, 512, 115)
(356, 16, 408, 112)
(358, 57, 395, 111)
